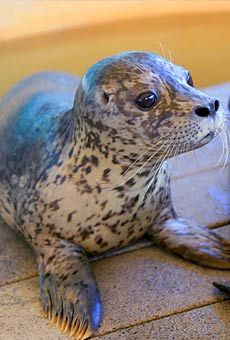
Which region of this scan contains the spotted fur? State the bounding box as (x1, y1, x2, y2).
(0, 52, 229, 339)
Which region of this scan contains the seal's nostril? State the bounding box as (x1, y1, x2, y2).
(194, 106, 210, 118)
(214, 99, 219, 112)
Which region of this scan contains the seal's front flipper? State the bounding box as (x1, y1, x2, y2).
(37, 236, 102, 339)
(148, 211, 230, 269)
(213, 282, 230, 294)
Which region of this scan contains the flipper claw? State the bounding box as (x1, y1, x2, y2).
(213, 281, 230, 294)
(38, 237, 102, 339)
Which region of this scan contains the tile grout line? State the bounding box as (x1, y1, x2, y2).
(91, 298, 230, 339)
(0, 274, 38, 288)
(0, 274, 228, 338)
(0, 268, 229, 337)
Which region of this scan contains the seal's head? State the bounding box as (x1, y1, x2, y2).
(75, 51, 224, 162)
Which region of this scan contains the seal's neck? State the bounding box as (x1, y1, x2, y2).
(59, 107, 166, 194)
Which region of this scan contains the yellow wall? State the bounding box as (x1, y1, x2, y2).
(0, 1, 230, 96)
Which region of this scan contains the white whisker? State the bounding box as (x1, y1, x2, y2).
(216, 132, 226, 166)
(102, 137, 171, 191)
(122, 133, 171, 176)
(220, 126, 230, 172)
(157, 40, 166, 59)
(142, 142, 173, 199)
(168, 49, 173, 63)
(166, 141, 180, 192)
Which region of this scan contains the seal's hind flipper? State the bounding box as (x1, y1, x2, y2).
(37, 237, 102, 339)
(148, 211, 230, 269)
(213, 282, 230, 294)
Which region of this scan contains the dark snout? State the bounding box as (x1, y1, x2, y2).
(193, 98, 220, 118)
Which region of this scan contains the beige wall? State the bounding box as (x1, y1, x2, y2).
(0, 1, 230, 96)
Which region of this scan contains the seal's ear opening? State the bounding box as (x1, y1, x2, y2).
(102, 92, 110, 104)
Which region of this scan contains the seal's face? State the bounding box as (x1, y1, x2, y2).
(78, 52, 224, 161)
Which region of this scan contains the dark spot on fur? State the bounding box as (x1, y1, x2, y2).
(102, 210, 114, 221)
(101, 200, 108, 210)
(108, 223, 118, 234)
(85, 214, 96, 222)
(85, 166, 92, 174)
(115, 186, 124, 192)
(95, 236, 103, 244)
(49, 199, 63, 211)
(60, 175, 66, 184)
(96, 184, 102, 194)
(101, 242, 108, 248)
(81, 156, 90, 166)
(103, 168, 111, 178)
(68, 147, 74, 158)
(67, 211, 77, 223)
(126, 178, 136, 187)
(91, 155, 99, 166)
(46, 254, 55, 265)
(81, 228, 93, 240)
(112, 155, 120, 164)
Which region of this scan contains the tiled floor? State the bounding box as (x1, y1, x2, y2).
(0, 84, 229, 339)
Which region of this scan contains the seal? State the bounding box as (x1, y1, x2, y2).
(0, 51, 229, 339)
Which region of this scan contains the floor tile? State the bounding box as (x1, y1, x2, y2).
(172, 165, 230, 228)
(92, 301, 230, 340)
(0, 219, 36, 286)
(1, 238, 229, 339)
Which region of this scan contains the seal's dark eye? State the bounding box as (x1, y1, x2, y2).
(135, 92, 157, 110)
(187, 73, 194, 87)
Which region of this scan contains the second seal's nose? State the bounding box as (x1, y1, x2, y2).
(194, 99, 220, 117)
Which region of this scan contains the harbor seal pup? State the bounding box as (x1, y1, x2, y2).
(0, 51, 229, 339)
